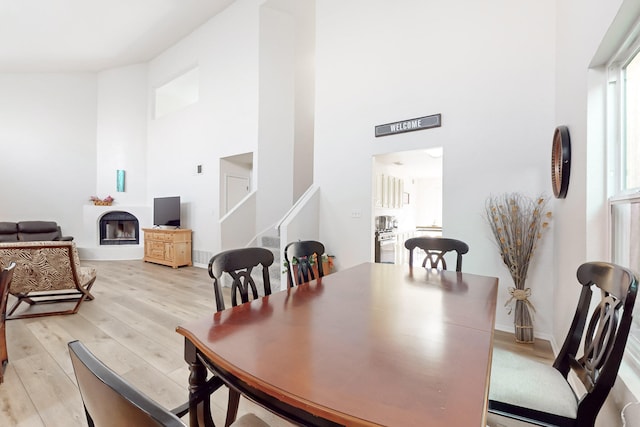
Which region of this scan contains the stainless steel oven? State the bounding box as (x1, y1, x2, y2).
(374, 229, 397, 263)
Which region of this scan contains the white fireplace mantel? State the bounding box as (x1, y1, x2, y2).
(77, 204, 151, 260)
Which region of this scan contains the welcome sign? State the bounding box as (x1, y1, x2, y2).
(375, 114, 441, 137)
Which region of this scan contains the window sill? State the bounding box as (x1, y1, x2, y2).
(619, 353, 640, 402)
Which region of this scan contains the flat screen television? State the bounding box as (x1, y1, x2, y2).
(153, 196, 181, 228)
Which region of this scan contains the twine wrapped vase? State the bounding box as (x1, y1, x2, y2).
(515, 300, 534, 343)
(508, 287, 535, 343)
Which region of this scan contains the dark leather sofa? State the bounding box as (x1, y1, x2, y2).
(0, 221, 73, 242)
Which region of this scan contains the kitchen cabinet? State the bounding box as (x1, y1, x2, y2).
(383, 174, 390, 207)
(375, 173, 405, 209)
(389, 177, 396, 208)
(143, 228, 192, 268)
(395, 178, 404, 208)
(375, 174, 383, 207)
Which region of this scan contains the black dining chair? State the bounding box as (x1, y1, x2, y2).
(284, 240, 326, 287)
(404, 237, 469, 271)
(0, 262, 16, 384)
(68, 340, 270, 427)
(208, 247, 275, 426)
(487, 261, 639, 427)
(208, 247, 274, 311)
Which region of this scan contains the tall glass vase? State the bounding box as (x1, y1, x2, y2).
(514, 299, 534, 343)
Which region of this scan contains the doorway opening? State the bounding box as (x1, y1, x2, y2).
(220, 152, 253, 216)
(372, 147, 443, 264)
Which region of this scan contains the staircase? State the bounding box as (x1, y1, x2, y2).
(260, 234, 281, 291)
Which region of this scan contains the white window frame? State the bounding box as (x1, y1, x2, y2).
(607, 18, 640, 382)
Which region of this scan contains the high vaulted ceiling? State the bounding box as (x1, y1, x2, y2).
(0, 0, 235, 72)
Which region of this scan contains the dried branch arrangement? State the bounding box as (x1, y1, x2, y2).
(485, 193, 551, 342)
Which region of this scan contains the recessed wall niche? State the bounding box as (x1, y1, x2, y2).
(154, 66, 199, 119)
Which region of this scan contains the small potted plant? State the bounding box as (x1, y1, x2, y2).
(283, 253, 335, 283)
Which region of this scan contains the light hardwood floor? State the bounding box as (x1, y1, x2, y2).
(0, 260, 558, 427)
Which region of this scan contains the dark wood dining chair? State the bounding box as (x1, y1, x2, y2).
(0, 262, 16, 384)
(208, 247, 274, 312)
(488, 261, 638, 427)
(284, 240, 326, 287)
(404, 237, 469, 271)
(68, 340, 270, 427)
(208, 247, 275, 426)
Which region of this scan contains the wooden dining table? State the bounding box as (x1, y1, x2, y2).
(176, 262, 498, 427)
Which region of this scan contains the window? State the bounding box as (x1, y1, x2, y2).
(610, 197, 640, 373)
(623, 51, 640, 190)
(608, 25, 640, 380)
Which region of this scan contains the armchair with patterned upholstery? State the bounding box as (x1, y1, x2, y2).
(0, 241, 96, 319)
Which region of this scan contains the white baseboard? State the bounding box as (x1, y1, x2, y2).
(77, 244, 143, 260)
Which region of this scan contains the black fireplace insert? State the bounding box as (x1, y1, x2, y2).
(99, 211, 139, 245)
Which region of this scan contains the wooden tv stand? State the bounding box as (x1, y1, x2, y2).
(143, 228, 192, 268)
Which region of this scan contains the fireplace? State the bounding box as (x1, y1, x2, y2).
(99, 211, 139, 245)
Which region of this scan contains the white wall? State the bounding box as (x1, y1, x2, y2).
(96, 64, 149, 207)
(314, 0, 557, 336)
(552, 0, 623, 349)
(555, 0, 640, 418)
(146, 0, 262, 255)
(291, 0, 315, 201)
(257, 4, 295, 231)
(256, 0, 316, 232)
(0, 73, 97, 239)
